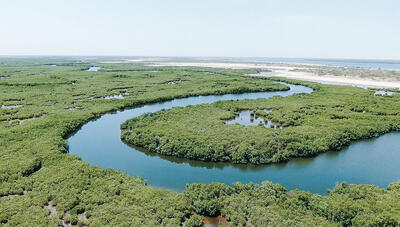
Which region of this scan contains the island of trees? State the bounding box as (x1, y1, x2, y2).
(122, 78, 400, 164)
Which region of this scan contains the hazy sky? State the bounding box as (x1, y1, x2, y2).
(1, 0, 399, 59)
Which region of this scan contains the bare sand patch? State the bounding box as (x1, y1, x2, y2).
(148, 61, 400, 89)
(256, 68, 400, 89)
(149, 62, 276, 69)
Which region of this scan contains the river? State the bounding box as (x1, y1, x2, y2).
(68, 81, 400, 194)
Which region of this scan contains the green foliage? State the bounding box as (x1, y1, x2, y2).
(1, 57, 400, 226)
(185, 183, 234, 216)
(0, 59, 285, 225)
(186, 214, 203, 227)
(122, 78, 400, 164)
(219, 181, 400, 227)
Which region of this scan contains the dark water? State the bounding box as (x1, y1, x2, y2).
(68, 82, 400, 194)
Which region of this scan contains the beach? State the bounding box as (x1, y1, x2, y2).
(148, 61, 400, 89)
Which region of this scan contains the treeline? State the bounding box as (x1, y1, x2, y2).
(184, 181, 400, 226)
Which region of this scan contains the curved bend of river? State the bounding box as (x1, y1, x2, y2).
(68, 82, 400, 195)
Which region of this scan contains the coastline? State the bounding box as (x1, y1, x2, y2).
(148, 62, 400, 89)
(257, 68, 400, 89)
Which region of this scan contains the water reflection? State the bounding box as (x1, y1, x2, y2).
(225, 110, 282, 129)
(127, 143, 275, 171)
(68, 80, 400, 194)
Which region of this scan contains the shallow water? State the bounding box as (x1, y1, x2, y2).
(68, 82, 400, 194)
(225, 110, 281, 129)
(374, 90, 395, 96)
(86, 66, 102, 72)
(104, 94, 125, 100)
(1, 104, 21, 109)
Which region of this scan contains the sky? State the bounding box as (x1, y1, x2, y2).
(1, 0, 399, 59)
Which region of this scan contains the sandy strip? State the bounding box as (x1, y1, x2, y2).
(148, 62, 288, 69)
(257, 70, 400, 89)
(149, 62, 400, 89)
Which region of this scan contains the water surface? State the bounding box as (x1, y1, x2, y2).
(68, 82, 400, 194)
(225, 110, 281, 129)
(86, 66, 102, 72)
(1, 104, 21, 109)
(374, 90, 395, 96)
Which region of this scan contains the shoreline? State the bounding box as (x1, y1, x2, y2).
(256, 69, 400, 89)
(148, 62, 400, 89)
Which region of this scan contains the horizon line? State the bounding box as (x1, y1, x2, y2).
(0, 55, 400, 62)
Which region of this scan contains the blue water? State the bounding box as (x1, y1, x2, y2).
(68, 82, 400, 194)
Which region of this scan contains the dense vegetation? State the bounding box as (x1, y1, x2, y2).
(122, 78, 400, 164)
(185, 181, 400, 226)
(1, 57, 400, 226)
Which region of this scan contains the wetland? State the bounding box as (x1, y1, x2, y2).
(1, 58, 400, 226)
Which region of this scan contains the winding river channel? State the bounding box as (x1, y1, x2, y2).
(68, 82, 400, 194)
